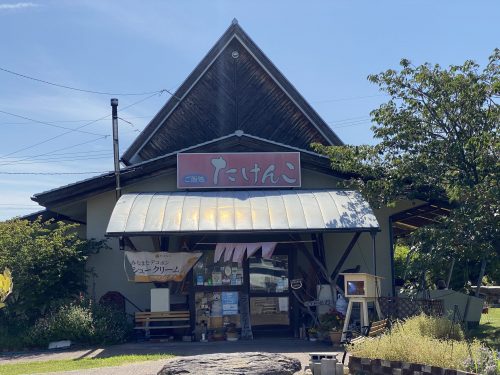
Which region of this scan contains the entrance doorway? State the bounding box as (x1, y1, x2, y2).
(249, 253, 292, 334)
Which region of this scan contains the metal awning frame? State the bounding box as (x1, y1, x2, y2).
(106, 227, 380, 238)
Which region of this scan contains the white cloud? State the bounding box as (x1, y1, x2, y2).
(0, 2, 38, 10)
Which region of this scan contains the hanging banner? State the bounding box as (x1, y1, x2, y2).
(177, 152, 301, 189)
(125, 251, 202, 282)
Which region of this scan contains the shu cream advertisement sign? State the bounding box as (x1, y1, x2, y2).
(126, 251, 202, 282)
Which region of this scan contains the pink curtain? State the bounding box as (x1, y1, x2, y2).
(223, 243, 235, 262)
(214, 243, 226, 263)
(232, 243, 247, 265)
(261, 242, 277, 259)
(246, 242, 261, 258)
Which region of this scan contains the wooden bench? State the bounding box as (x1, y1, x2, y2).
(342, 318, 389, 364)
(134, 311, 190, 338)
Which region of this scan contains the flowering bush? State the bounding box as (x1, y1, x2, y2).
(350, 314, 499, 373)
(464, 346, 499, 375)
(319, 309, 345, 332)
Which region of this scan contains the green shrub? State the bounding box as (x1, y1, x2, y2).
(26, 298, 131, 347)
(398, 313, 465, 341)
(0, 219, 108, 322)
(91, 303, 131, 345)
(349, 314, 495, 372)
(27, 302, 94, 347)
(0, 324, 27, 350)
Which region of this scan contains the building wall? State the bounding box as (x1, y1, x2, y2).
(86, 166, 419, 312)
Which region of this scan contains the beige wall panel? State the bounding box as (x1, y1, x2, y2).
(86, 190, 154, 312)
(85, 164, 421, 311)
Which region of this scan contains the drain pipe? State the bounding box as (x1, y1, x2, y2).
(111, 98, 121, 200)
(111, 98, 124, 251)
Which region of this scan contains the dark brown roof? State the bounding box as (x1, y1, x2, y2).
(390, 203, 451, 238)
(33, 132, 348, 208)
(122, 20, 342, 165)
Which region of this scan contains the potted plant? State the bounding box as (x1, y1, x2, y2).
(225, 323, 239, 341)
(308, 327, 319, 341)
(319, 309, 345, 344)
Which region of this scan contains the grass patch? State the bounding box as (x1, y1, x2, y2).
(468, 308, 500, 350)
(0, 353, 174, 375)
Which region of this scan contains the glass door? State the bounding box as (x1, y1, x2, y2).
(248, 254, 291, 333)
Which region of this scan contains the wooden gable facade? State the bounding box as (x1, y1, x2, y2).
(123, 20, 342, 165)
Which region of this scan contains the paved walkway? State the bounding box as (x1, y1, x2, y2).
(0, 338, 343, 374)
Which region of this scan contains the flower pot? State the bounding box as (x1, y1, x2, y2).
(226, 331, 239, 341)
(329, 331, 342, 344)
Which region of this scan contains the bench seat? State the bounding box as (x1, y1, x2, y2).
(134, 311, 190, 338)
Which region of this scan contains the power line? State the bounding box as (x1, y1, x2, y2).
(0, 171, 110, 175)
(328, 115, 371, 124)
(0, 203, 40, 206)
(0, 90, 165, 162)
(0, 66, 166, 96)
(0, 136, 109, 167)
(0, 109, 109, 136)
(0, 150, 110, 163)
(0, 155, 111, 166)
(0, 116, 152, 126)
(331, 121, 372, 129)
(1, 207, 42, 210)
(313, 94, 386, 104)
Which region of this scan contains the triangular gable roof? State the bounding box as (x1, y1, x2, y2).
(33, 132, 349, 208)
(122, 20, 342, 165)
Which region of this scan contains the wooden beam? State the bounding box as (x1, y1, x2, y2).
(330, 232, 361, 280)
(393, 222, 419, 230)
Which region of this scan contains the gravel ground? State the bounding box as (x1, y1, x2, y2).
(1, 338, 342, 375)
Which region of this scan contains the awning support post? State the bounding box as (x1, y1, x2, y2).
(329, 232, 361, 281)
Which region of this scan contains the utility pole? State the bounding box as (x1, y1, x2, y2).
(111, 98, 121, 200)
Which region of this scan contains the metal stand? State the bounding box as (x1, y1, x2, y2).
(341, 297, 383, 341)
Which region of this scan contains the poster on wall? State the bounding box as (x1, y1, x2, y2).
(125, 251, 202, 282)
(222, 291, 239, 315)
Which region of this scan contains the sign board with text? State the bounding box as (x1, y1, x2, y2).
(177, 152, 301, 189)
(125, 251, 202, 282)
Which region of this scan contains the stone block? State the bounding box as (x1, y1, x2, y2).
(361, 357, 372, 365)
(157, 352, 301, 375)
(381, 360, 391, 367)
(390, 361, 402, 369)
(320, 358, 336, 375)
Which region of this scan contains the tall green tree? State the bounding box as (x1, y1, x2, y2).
(0, 219, 106, 322)
(315, 50, 499, 290)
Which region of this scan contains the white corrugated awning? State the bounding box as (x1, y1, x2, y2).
(106, 190, 379, 236)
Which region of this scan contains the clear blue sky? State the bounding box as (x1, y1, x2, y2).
(0, 0, 498, 220)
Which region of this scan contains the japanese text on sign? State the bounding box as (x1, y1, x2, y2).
(177, 152, 301, 189)
(125, 251, 202, 282)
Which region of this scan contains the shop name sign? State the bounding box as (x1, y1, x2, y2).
(177, 152, 301, 189)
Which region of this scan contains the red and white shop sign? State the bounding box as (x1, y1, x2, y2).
(177, 152, 301, 189)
